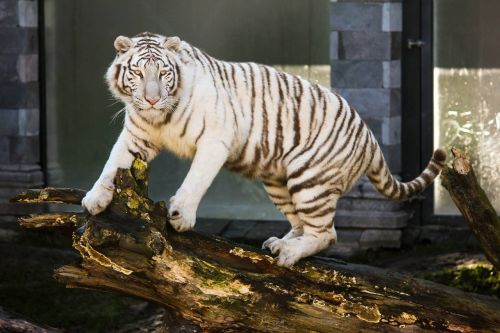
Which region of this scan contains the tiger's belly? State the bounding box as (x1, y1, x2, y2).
(224, 152, 287, 183)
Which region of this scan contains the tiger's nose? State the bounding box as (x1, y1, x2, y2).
(145, 96, 160, 105)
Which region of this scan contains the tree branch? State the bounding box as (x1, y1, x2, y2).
(441, 147, 500, 270)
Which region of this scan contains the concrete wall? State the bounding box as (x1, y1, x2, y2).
(0, 0, 43, 231)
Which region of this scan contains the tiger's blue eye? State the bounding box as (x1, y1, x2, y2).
(133, 69, 142, 76)
(160, 69, 167, 76)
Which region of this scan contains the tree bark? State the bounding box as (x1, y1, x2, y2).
(0, 310, 62, 333)
(12, 159, 500, 332)
(0, 319, 61, 333)
(441, 147, 500, 270)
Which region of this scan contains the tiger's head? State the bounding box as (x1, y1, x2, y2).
(106, 32, 182, 113)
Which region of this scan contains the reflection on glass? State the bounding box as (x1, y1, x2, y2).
(433, 0, 500, 215)
(434, 68, 500, 214)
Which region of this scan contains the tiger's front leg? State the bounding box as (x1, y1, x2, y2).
(168, 138, 230, 232)
(82, 125, 159, 215)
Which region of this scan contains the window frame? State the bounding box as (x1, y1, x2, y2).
(402, 0, 465, 226)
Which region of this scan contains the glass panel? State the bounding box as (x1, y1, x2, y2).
(44, 0, 330, 220)
(433, 0, 500, 215)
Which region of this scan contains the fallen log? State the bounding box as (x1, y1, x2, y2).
(441, 147, 500, 270)
(0, 319, 61, 333)
(0, 309, 62, 333)
(12, 159, 500, 332)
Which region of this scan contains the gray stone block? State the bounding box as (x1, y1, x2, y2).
(0, 137, 9, 163)
(9, 135, 39, 164)
(330, 2, 382, 32)
(330, 31, 338, 60)
(0, 0, 18, 27)
(331, 60, 383, 88)
(335, 209, 408, 228)
(381, 143, 401, 174)
(0, 27, 38, 54)
(401, 227, 421, 247)
(363, 117, 382, 139)
(381, 115, 401, 146)
(382, 2, 402, 32)
(322, 242, 360, 259)
(338, 31, 391, 60)
(0, 109, 19, 135)
(0, 162, 42, 172)
(383, 60, 401, 88)
(18, 108, 39, 135)
(194, 218, 230, 235)
(390, 32, 401, 59)
(222, 220, 257, 240)
(337, 196, 404, 212)
(415, 225, 472, 244)
(390, 88, 401, 114)
(18, 0, 37, 28)
(0, 169, 44, 190)
(0, 55, 19, 82)
(17, 54, 38, 82)
(359, 229, 401, 249)
(336, 229, 363, 243)
(0, 82, 39, 108)
(337, 88, 391, 118)
(243, 220, 289, 245)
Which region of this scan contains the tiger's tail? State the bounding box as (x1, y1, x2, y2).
(367, 146, 447, 200)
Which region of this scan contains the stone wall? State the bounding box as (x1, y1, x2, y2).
(331, 0, 402, 172)
(0, 0, 43, 234)
(328, 0, 406, 256)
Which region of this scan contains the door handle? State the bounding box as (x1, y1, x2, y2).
(407, 39, 425, 49)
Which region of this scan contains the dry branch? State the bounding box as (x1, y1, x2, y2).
(13, 159, 500, 332)
(441, 147, 500, 270)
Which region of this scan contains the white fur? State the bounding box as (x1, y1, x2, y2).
(83, 33, 444, 267)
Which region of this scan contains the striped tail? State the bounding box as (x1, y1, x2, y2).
(367, 146, 447, 200)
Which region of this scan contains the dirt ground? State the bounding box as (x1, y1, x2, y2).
(0, 227, 497, 333)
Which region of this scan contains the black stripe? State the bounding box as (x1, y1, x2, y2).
(309, 206, 336, 219)
(260, 66, 270, 158)
(295, 201, 329, 215)
(194, 118, 206, 145)
(282, 77, 303, 161)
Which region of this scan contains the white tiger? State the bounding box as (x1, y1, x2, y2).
(82, 32, 446, 267)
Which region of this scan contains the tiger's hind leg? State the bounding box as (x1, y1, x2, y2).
(261, 181, 304, 250)
(268, 183, 339, 267)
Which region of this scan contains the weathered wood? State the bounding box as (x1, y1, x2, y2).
(14, 159, 500, 332)
(10, 187, 86, 205)
(441, 147, 500, 270)
(19, 212, 86, 229)
(0, 304, 59, 332)
(0, 318, 61, 333)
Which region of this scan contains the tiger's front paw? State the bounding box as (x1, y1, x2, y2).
(168, 194, 196, 232)
(82, 180, 114, 215)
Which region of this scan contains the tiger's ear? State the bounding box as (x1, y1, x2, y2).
(163, 36, 181, 52)
(114, 36, 133, 53)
